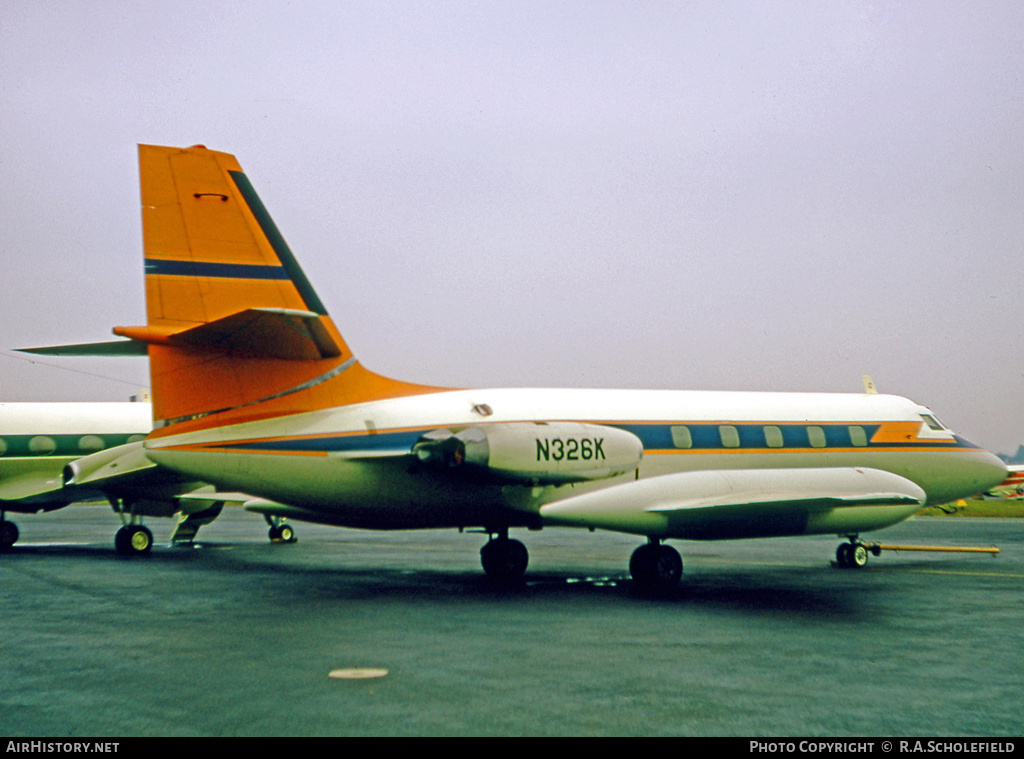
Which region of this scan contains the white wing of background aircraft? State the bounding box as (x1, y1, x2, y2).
(23, 144, 1008, 592)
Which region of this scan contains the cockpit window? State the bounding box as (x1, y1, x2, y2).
(920, 414, 946, 431)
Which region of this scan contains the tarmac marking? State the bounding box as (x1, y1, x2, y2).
(329, 668, 389, 680)
(908, 568, 1024, 579)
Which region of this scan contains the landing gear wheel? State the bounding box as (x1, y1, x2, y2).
(630, 542, 683, 593)
(0, 520, 19, 550)
(850, 543, 868, 568)
(480, 537, 529, 585)
(836, 543, 853, 568)
(115, 526, 130, 554)
(116, 525, 153, 556)
(268, 524, 296, 543)
(836, 541, 867, 569)
(266, 515, 296, 543)
(0, 518, 18, 549)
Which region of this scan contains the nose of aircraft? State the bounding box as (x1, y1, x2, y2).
(970, 448, 1010, 495)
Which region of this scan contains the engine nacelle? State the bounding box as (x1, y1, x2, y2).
(63, 440, 156, 488)
(413, 422, 643, 485)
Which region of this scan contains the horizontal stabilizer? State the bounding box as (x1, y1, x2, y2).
(113, 308, 342, 360)
(18, 340, 147, 357)
(540, 467, 926, 539)
(175, 308, 342, 359)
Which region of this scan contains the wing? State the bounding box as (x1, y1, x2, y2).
(540, 467, 926, 539)
(0, 471, 67, 506)
(64, 440, 216, 516)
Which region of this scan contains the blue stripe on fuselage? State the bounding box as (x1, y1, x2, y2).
(193, 422, 976, 457)
(615, 423, 884, 450)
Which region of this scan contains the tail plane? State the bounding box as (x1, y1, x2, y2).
(121, 145, 437, 433)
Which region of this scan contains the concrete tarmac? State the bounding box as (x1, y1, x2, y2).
(1, 505, 1021, 737)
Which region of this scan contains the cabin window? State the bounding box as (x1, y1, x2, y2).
(670, 425, 692, 449)
(848, 426, 868, 447)
(29, 436, 57, 455)
(0, 438, 6, 456)
(807, 426, 827, 448)
(719, 425, 740, 448)
(78, 435, 105, 453)
(764, 426, 784, 448)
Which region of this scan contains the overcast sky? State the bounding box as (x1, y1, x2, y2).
(1, 1, 1021, 454)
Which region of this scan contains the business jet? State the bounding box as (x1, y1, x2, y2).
(0, 401, 232, 552)
(26, 144, 1008, 591)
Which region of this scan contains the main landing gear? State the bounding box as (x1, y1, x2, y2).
(478, 531, 684, 592)
(0, 512, 19, 551)
(108, 496, 153, 556)
(115, 524, 154, 556)
(630, 539, 683, 594)
(835, 537, 880, 569)
(480, 530, 529, 585)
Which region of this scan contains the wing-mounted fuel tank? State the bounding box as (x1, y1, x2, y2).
(412, 422, 643, 485)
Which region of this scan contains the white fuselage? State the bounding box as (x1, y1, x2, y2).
(144, 389, 1007, 536)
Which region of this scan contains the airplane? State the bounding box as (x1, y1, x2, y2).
(0, 400, 249, 552)
(0, 401, 149, 549)
(981, 465, 1024, 500)
(24, 143, 1009, 591)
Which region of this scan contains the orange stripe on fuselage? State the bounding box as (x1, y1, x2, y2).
(870, 421, 954, 445)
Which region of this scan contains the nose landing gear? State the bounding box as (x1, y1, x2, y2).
(835, 538, 880, 569)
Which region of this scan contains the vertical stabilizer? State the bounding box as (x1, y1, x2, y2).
(122, 145, 438, 434)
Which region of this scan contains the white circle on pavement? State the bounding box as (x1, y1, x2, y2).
(329, 668, 389, 680)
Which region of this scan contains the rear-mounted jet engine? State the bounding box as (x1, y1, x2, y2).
(412, 422, 643, 485)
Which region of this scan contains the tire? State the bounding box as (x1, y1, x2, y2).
(115, 527, 131, 555)
(0, 520, 19, 550)
(836, 543, 853, 568)
(631, 543, 682, 593)
(480, 537, 529, 584)
(850, 543, 868, 568)
(630, 543, 659, 582)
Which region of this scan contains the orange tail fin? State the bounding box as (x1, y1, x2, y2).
(120, 145, 438, 434)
